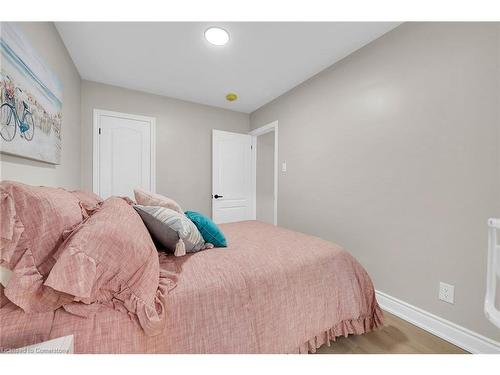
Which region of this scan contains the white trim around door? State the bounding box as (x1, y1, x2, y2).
(92, 109, 156, 196)
(249, 121, 278, 226)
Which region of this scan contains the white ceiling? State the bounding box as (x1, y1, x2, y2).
(55, 22, 400, 113)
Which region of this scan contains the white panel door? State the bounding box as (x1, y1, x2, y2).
(94, 110, 155, 199)
(212, 130, 254, 224)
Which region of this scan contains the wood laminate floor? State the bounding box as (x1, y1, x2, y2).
(315, 311, 468, 354)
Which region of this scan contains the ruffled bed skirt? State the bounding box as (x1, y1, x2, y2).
(295, 304, 384, 354)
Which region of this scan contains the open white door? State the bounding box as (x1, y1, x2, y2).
(212, 130, 254, 224)
(93, 109, 156, 199)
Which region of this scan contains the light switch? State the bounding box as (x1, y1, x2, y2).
(282, 162, 287, 172)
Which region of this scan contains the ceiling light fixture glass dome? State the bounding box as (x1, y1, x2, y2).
(204, 27, 230, 46)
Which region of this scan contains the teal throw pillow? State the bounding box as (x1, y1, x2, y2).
(185, 211, 227, 248)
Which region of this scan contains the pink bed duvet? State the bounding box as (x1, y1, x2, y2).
(0, 221, 383, 353)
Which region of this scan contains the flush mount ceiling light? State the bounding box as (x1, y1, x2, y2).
(226, 93, 238, 102)
(204, 27, 230, 46)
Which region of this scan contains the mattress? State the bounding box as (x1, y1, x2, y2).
(0, 220, 383, 353)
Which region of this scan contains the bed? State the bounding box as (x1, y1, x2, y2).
(0, 182, 382, 354)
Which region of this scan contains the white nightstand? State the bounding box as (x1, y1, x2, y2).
(5, 335, 74, 354)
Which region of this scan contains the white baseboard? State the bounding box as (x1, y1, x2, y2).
(375, 290, 500, 354)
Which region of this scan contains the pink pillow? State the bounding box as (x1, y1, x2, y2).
(70, 190, 103, 217)
(45, 196, 170, 336)
(134, 188, 183, 214)
(0, 181, 87, 312)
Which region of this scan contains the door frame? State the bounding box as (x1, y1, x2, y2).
(92, 109, 156, 196)
(249, 120, 278, 225)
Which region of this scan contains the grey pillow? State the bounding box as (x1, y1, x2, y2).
(133, 205, 211, 256)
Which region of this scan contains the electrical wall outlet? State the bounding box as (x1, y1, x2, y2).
(282, 162, 287, 172)
(439, 282, 455, 304)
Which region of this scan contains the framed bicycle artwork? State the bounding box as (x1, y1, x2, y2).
(0, 22, 63, 164)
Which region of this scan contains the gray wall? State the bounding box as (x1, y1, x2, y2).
(250, 22, 500, 341)
(0, 22, 81, 189)
(256, 131, 275, 224)
(81, 80, 249, 216)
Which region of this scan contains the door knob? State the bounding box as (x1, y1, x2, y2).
(214, 194, 223, 199)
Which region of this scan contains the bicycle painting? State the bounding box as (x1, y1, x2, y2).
(1, 78, 36, 142)
(0, 23, 63, 164)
